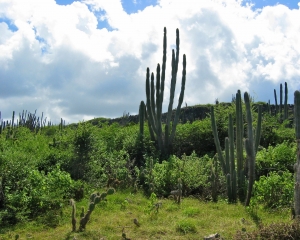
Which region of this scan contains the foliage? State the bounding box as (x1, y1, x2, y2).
(250, 171, 294, 209)
(150, 152, 212, 197)
(256, 141, 296, 175)
(175, 218, 197, 234)
(1, 165, 77, 225)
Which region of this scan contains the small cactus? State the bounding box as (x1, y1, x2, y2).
(70, 188, 115, 232)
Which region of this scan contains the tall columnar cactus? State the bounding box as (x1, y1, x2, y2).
(211, 90, 262, 205)
(294, 90, 300, 217)
(244, 92, 262, 206)
(140, 27, 186, 158)
(274, 89, 278, 115)
(139, 101, 145, 136)
(235, 90, 246, 202)
(284, 82, 288, 121)
(280, 83, 283, 115)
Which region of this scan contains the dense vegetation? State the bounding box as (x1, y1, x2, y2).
(0, 99, 298, 239)
(0, 27, 299, 239)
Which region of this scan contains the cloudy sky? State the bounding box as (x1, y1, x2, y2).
(0, 0, 300, 124)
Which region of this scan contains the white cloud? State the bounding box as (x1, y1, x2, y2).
(0, 0, 299, 123)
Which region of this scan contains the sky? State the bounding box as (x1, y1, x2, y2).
(0, 0, 300, 124)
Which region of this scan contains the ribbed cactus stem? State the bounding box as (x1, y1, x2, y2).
(244, 92, 259, 206)
(225, 137, 233, 202)
(228, 114, 237, 202)
(211, 106, 226, 175)
(280, 83, 283, 115)
(294, 91, 300, 216)
(274, 89, 278, 115)
(254, 105, 262, 154)
(139, 101, 145, 136)
(284, 82, 288, 120)
(236, 90, 245, 202)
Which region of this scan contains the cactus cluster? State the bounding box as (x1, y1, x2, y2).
(70, 188, 115, 232)
(273, 82, 289, 120)
(0, 109, 59, 136)
(139, 27, 186, 158)
(211, 90, 262, 205)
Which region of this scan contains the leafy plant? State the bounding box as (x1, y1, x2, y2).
(251, 171, 293, 209)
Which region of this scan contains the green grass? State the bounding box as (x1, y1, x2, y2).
(0, 190, 291, 240)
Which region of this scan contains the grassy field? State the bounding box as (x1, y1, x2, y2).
(0, 190, 291, 240)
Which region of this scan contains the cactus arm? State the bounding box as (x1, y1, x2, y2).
(235, 90, 245, 202)
(210, 106, 226, 175)
(139, 101, 145, 135)
(280, 83, 283, 115)
(254, 104, 262, 154)
(145, 68, 157, 136)
(170, 54, 186, 143)
(166, 29, 180, 131)
(228, 114, 237, 202)
(284, 82, 288, 120)
(274, 89, 278, 115)
(296, 91, 300, 139)
(150, 73, 156, 127)
(244, 92, 256, 206)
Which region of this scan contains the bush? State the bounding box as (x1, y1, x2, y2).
(251, 171, 293, 209)
(256, 141, 296, 175)
(0, 165, 77, 225)
(149, 152, 212, 197)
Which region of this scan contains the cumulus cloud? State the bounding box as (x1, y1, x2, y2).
(0, 0, 300, 123)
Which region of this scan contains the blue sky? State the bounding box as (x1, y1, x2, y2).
(0, 0, 300, 123)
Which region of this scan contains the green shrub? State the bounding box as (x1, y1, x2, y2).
(251, 171, 293, 209)
(256, 141, 296, 175)
(0, 165, 77, 225)
(151, 152, 212, 197)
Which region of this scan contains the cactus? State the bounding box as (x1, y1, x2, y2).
(294, 91, 300, 217)
(139, 101, 145, 136)
(274, 89, 278, 115)
(142, 27, 186, 158)
(210, 155, 219, 202)
(280, 83, 283, 116)
(70, 199, 76, 232)
(211, 90, 261, 205)
(235, 90, 246, 202)
(284, 82, 288, 121)
(69, 188, 115, 232)
(211, 110, 237, 203)
(244, 92, 262, 206)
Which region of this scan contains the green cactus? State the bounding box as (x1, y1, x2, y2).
(280, 83, 283, 115)
(244, 92, 262, 206)
(284, 82, 288, 121)
(68, 188, 115, 232)
(235, 90, 246, 202)
(142, 27, 186, 158)
(294, 90, 300, 216)
(274, 89, 278, 115)
(139, 101, 145, 136)
(211, 90, 262, 205)
(210, 155, 219, 202)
